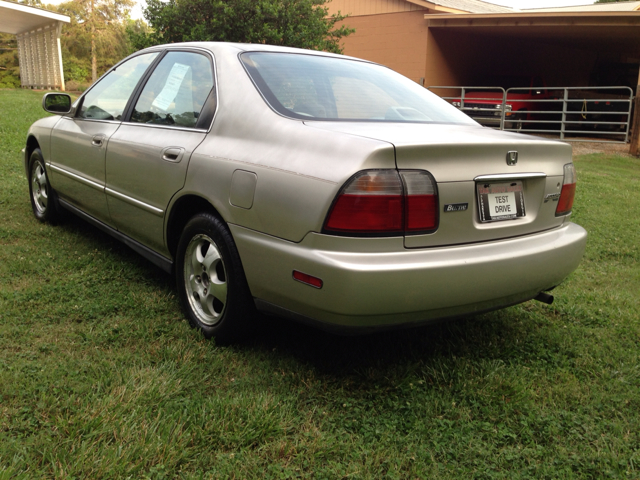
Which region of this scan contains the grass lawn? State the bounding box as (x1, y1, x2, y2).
(1, 88, 639, 479)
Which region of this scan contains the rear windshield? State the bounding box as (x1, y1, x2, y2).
(240, 52, 477, 125)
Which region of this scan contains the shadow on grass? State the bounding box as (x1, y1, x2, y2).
(55, 210, 554, 380)
(243, 311, 538, 377)
(56, 210, 173, 285)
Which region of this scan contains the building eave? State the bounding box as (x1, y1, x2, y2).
(406, 0, 469, 14)
(425, 11, 640, 27)
(0, 0, 70, 35)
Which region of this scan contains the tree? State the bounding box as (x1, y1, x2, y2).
(13, 0, 43, 5)
(126, 18, 155, 52)
(142, 0, 354, 53)
(0, 33, 20, 88)
(56, 0, 134, 82)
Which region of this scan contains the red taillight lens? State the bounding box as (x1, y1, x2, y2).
(324, 170, 404, 234)
(324, 170, 438, 236)
(325, 194, 403, 233)
(400, 171, 439, 232)
(405, 195, 438, 231)
(556, 163, 577, 216)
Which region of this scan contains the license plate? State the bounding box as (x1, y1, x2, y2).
(477, 181, 526, 222)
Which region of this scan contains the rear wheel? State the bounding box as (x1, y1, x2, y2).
(28, 148, 60, 223)
(176, 213, 255, 343)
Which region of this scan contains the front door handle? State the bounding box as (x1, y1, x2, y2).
(91, 134, 105, 147)
(162, 147, 185, 163)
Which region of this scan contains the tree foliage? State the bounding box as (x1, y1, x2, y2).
(56, 0, 134, 82)
(143, 0, 354, 53)
(126, 18, 155, 52)
(0, 33, 20, 88)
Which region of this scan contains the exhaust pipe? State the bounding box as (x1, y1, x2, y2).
(534, 292, 554, 305)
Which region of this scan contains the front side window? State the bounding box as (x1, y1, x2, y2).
(130, 51, 214, 128)
(78, 52, 159, 121)
(240, 52, 477, 125)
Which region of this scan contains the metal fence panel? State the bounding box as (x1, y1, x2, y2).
(428, 85, 633, 143)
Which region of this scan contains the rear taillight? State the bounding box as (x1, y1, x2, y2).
(556, 163, 577, 216)
(401, 171, 438, 232)
(324, 170, 403, 234)
(323, 170, 438, 236)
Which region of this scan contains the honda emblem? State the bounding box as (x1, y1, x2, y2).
(506, 151, 518, 166)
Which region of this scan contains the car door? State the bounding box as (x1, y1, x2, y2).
(104, 50, 215, 255)
(49, 52, 160, 224)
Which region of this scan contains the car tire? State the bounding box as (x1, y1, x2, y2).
(28, 148, 60, 223)
(175, 213, 255, 344)
(505, 112, 523, 131)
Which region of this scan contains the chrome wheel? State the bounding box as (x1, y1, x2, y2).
(31, 160, 49, 215)
(184, 233, 228, 326)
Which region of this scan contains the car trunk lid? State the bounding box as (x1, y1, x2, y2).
(305, 122, 573, 248)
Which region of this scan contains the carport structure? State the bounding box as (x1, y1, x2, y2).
(0, 0, 70, 90)
(422, 8, 640, 151)
(422, 10, 640, 93)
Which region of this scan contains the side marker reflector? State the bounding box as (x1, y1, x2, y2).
(293, 270, 323, 289)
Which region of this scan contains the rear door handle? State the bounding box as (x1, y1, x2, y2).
(162, 147, 185, 163)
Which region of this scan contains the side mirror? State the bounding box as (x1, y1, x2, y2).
(42, 93, 72, 114)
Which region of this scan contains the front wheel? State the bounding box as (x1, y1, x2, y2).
(175, 213, 255, 343)
(28, 148, 60, 223)
(505, 110, 527, 131)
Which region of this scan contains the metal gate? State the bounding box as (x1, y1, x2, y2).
(429, 86, 634, 143)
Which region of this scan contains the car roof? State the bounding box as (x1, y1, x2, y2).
(138, 41, 368, 63)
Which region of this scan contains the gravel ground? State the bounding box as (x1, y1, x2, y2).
(522, 132, 634, 157)
(569, 141, 633, 157)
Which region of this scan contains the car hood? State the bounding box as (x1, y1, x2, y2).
(303, 121, 572, 181)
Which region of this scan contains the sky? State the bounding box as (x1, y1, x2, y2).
(129, 1, 144, 20)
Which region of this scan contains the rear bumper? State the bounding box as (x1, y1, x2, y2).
(231, 223, 587, 329)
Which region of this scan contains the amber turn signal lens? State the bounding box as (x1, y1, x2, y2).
(556, 163, 577, 216)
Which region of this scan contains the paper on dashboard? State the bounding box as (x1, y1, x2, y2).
(152, 63, 190, 111)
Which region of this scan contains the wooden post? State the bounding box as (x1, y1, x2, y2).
(629, 65, 640, 156)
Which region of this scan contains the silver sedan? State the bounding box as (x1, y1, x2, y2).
(24, 42, 587, 342)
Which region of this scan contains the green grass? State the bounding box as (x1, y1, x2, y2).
(1, 88, 639, 478)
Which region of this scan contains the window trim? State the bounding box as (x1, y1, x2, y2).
(122, 47, 218, 132)
(73, 49, 164, 123)
(120, 49, 169, 122)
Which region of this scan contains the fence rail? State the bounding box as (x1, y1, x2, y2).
(428, 86, 634, 143)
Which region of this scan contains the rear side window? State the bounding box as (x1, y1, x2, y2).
(130, 51, 214, 129)
(78, 52, 159, 121)
(240, 52, 476, 125)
